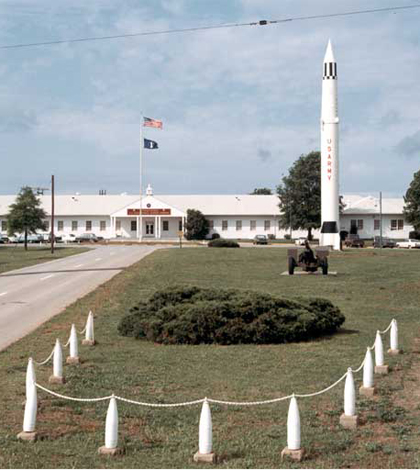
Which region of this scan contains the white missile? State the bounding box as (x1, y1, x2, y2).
(320, 40, 341, 250)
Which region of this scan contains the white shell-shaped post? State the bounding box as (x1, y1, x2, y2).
(287, 396, 301, 451)
(390, 319, 398, 351)
(26, 358, 36, 401)
(69, 324, 78, 358)
(104, 396, 119, 449)
(199, 399, 213, 454)
(375, 331, 384, 366)
(363, 348, 374, 388)
(23, 381, 37, 432)
(53, 339, 63, 378)
(344, 368, 356, 416)
(85, 311, 94, 342)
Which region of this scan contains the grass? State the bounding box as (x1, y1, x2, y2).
(1, 247, 420, 468)
(0, 245, 91, 274)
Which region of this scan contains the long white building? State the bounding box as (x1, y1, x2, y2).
(0, 186, 412, 241)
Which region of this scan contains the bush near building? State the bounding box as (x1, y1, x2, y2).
(118, 286, 345, 345)
(208, 238, 240, 248)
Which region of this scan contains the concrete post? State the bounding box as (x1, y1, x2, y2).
(83, 311, 96, 346)
(49, 339, 65, 384)
(67, 324, 80, 364)
(360, 348, 376, 396)
(340, 368, 358, 429)
(18, 380, 38, 441)
(194, 399, 217, 463)
(281, 396, 305, 461)
(388, 319, 401, 355)
(375, 331, 388, 374)
(26, 358, 36, 402)
(98, 396, 121, 455)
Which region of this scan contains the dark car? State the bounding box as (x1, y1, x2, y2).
(253, 235, 268, 245)
(373, 236, 397, 248)
(75, 233, 98, 243)
(344, 234, 365, 248)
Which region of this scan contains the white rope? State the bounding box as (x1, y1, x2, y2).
(63, 336, 70, 348)
(35, 382, 112, 402)
(378, 320, 393, 335)
(295, 371, 348, 398)
(78, 326, 86, 335)
(352, 355, 366, 373)
(115, 396, 206, 408)
(32, 348, 54, 366)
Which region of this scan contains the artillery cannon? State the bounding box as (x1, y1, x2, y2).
(287, 242, 329, 275)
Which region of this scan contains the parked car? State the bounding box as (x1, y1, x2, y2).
(0, 236, 9, 244)
(62, 233, 77, 243)
(295, 237, 307, 246)
(344, 234, 365, 248)
(75, 233, 98, 243)
(253, 235, 268, 245)
(373, 236, 397, 248)
(396, 239, 420, 249)
(16, 234, 44, 244)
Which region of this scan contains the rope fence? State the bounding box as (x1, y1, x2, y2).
(20, 315, 402, 462)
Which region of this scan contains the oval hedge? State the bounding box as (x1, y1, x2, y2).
(118, 286, 345, 345)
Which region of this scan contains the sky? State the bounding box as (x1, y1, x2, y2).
(0, 0, 419, 197)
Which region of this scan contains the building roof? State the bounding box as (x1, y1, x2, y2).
(0, 193, 405, 217)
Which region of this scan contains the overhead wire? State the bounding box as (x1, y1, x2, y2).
(1, 4, 420, 50)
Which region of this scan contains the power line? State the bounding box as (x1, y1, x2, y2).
(1, 4, 420, 50)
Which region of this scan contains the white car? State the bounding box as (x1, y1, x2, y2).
(295, 237, 307, 246)
(62, 233, 77, 243)
(396, 239, 420, 249)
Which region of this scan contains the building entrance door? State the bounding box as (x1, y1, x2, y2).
(146, 222, 154, 236)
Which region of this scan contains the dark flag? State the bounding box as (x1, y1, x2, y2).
(144, 138, 158, 149)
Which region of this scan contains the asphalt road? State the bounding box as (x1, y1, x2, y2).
(0, 245, 162, 351)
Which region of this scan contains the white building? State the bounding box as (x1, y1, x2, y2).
(0, 186, 412, 241)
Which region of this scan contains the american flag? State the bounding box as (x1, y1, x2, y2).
(143, 116, 163, 129)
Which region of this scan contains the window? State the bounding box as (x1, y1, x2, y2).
(72, 221, 78, 231)
(131, 221, 137, 231)
(250, 220, 256, 231)
(264, 220, 271, 231)
(374, 220, 380, 231)
(391, 219, 404, 231)
(222, 220, 228, 231)
(100, 221, 106, 231)
(57, 221, 64, 231)
(209, 220, 214, 230)
(116, 221, 121, 231)
(178, 220, 183, 231)
(86, 220, 92, 231)
(278, 220, 282, 231)
(236, 220, 242, 231)
(357, 219, 363, 230)
(1, 220, 6, 231)
(44, 221, 49, 231)
(350, 219, 357, 229)
(163, 221, 169, 231)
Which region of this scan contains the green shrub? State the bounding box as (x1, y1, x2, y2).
(118, 286, 345, 345)
(208, 238, 240, 248)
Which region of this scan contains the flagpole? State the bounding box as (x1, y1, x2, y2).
(139, 114, 143, 242)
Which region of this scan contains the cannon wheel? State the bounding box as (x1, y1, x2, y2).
(288, 257, 295, 275)
(321, 259, 328, 275)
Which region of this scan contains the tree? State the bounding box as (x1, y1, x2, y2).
(250, 188, 272, 195)
(403, 169, 420, 231)
(184, 209, 210, 240)
(7, 186, 47, 250)
(276, 151, 321, 240)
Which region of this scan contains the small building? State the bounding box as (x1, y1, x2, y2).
(0, 186, 413, 241)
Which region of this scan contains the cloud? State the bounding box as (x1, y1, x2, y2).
(395, 131, 420, 158)
(0, 108, 38, 133)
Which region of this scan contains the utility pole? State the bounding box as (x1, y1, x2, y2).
(51, 175, 55, 254)
(379, 191, 383, 250)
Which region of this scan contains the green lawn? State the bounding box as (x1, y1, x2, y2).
(0, 248, 420, 468)
(0, 245, 91, 274)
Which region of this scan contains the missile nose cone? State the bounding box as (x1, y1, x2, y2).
(323, 39, 335, 63)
